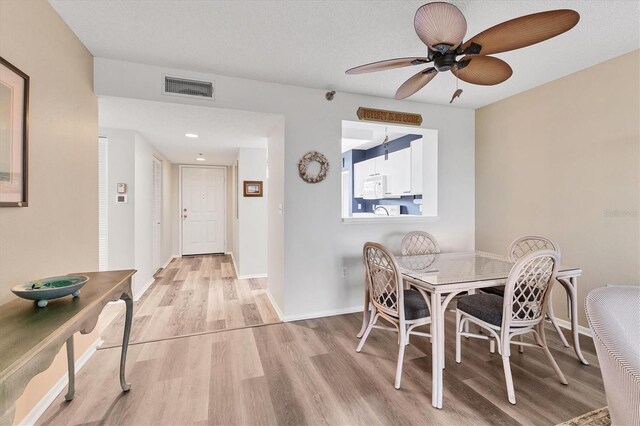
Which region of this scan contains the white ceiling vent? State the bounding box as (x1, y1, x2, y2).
(162, 75, 214, 100)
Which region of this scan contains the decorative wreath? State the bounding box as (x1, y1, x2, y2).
(298, 151, 329, 184)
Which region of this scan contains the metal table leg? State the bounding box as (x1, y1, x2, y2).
(120, 294, 133, 391)
(64, 336, 75, 401)
(557, 276, 589, 365)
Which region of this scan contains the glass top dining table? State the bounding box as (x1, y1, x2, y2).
(397, 251, 581, 289)
(357, 250, 586, 409)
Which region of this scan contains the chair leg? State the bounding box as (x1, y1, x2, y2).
(534, 326, 568, 385)
(455, 310, 462, 363)
(518, 334, 524, 353)
(547, 299, 570, 348)
(356, 314, 376, 353)
(489, 339, 496, 354)
(502, 355, 516, 404)
(395, 328, 407, 389)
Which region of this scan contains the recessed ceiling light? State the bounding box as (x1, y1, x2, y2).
(185, 133, 199, 138)
(196, 153, 205, 161)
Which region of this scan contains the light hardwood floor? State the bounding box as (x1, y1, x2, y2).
(100, 254, 281, 348)
(40, 308, 606, 425)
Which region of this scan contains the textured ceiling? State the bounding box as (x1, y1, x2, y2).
(99, 97, 281, 165)
(50, 0, 639, 108)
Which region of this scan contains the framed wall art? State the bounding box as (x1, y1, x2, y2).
(0, 57, 29, 207)
(243, 180, 263, 197)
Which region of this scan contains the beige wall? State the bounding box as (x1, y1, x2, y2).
(0, 0, 98, 423)
(476, 50, 640, 327)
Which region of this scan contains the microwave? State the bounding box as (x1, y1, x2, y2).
(363, 175, 387, 200)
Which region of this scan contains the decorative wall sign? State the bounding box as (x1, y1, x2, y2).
(0, 57, 29, 207)
(243, 180, 263, 197)
(298, 151, 329, 184)
(357, 107, 422, 126)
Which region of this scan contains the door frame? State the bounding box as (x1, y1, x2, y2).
(179, 164, 228, 256)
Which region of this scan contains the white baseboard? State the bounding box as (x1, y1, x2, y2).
(134, 276, 156, 302)
(226, 252, 266, 280)
(228, 252, 240, 279)
(133, 256, 178, 302)
(284, 306, 363, 322)
(237, 273, 268, 279)
(553, 317, 593, 337)
(162, 255, 178, 269)
(18, 337, 103, 426)
(265, 288, 284, 321)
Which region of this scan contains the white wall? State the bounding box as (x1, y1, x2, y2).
(227, 163, 236, 257)
(101, 127, 174, 296)
(236, 148, 268, 277)
(94, 58, 475, 319)
(267, 119, 286, 311)
(100, 128, 135, 271)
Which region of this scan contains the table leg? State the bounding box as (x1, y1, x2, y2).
(430, 291, 441, 408)
(120, 294, 133, 391)
(357, 282, 371, 338)
(558, 277, 589, 365)
(64, 336, 75, 401)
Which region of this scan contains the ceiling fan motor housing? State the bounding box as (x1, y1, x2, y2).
(434, 52, 458, 72)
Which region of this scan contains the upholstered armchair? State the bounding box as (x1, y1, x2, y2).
(585, 286, 640, 425)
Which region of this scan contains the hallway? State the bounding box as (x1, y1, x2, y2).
(100, 254, 280, 348)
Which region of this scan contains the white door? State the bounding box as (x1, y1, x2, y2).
(152, 157, 162, 271)
(182, 166, 226, 255)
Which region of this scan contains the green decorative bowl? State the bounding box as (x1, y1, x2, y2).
(11, 275, 89, 307)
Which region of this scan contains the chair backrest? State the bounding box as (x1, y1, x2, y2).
(363, 242, 404, 319)
(502, 250, 560, 329)
(401, 231, 440, 256)
(508, 235, 560, 262)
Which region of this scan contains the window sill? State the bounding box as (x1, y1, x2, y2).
(342, 215, 439, 224)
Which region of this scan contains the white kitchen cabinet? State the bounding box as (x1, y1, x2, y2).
(411, 139, 423, 194)
(385, 149, 412, 196)
(374, 156, 387, 177)
(353, 158, 375, 198)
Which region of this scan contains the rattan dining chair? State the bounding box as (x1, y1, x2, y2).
(400, 231, 440, 256)
(483, 235, 570, 350)
(357, 242, 432, 389)
(455, 250, 568, 404)
(400, 231, 440, 292)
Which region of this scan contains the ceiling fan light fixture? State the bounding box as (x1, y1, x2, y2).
(346, 3, 579, 101)
(414, 2, 467, 52)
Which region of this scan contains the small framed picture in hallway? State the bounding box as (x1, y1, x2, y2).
(243, 180, 263, 197)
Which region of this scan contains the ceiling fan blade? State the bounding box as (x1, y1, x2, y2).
(395, 67, 438, 100)
(345, 57, 431, 74)
(460, 9, 579, 56)
(452, 56, 512, 85)
(414, 2, 467, 52)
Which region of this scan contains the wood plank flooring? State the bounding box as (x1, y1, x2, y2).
(39, 308, 606, 425)
(100, 255, 281, 347)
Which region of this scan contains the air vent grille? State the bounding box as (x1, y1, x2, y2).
(163, 76, 214, 99)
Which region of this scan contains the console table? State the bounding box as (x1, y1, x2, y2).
(0, 270, 136, 425)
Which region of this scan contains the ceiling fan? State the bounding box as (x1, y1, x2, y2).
(346, 2, 580, 102)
